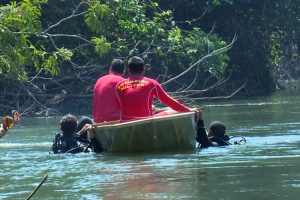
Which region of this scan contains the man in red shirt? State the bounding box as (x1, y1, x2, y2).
(93, 59, 125, 123)
(115, 56, 191, 121)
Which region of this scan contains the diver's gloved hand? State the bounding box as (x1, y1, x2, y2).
(2, 116, 14, 129)
(2, 110, 21, 130)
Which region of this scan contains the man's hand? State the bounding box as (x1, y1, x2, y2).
(191, 107, 204, 121)
(78, 124, 92, 135)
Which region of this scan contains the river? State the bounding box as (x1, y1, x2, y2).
(1, 91, 300, 200)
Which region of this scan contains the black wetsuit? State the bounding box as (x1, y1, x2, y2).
(196, 119, 230, 148)
(51, 116, 92, 154)
(51, 132, 86, 154)
(51, 116, 101, 154)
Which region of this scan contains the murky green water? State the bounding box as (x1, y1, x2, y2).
(1, 91, 300, 200)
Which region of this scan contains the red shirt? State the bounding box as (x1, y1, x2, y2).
(115, 76, 190, 120)
(93, 73, 124, 123)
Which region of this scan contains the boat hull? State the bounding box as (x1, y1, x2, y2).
(87, 112, 196, 153)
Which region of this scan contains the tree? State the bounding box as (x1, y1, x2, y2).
(157, 0, 300, 94)
(0, 0, 232, 116)
(0, 0, 74, 79)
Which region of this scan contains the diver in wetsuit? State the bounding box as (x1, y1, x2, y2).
(51, 114, 90, 154)
(195, 109, 230, 148)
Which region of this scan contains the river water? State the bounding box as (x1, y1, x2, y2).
(1, 91, 300, 200)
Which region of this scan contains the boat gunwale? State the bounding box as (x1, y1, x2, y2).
(92, 112, 195, 129)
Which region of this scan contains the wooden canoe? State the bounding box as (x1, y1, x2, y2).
(87, 112, 196, 153)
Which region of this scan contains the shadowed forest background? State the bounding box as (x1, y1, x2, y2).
(0, 0, 299, 116)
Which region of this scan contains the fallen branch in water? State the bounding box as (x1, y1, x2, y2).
(25, 173, 48, 200)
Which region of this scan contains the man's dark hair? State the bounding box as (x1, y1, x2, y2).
(110, 59, 125, 74)
(209, 121, 226, 138)
(60, 114, 78, 135)
(128, 56, 145, 74)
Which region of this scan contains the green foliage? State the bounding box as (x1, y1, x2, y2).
(56, 47, 73, 61)
(84, 0, 229, 81)
(85, 1, 110, 33)
(0, 0, 64, 79)
(91, 36, 111, 56)
(163, 27, 229, 78)
(270, 33, 283, 67)
(0, 1, 39, 79)
(42, 54, 59, 76)
(168, 28, 182, 45)
(1, 0, 229, 89)
(156, 0, 300, 93)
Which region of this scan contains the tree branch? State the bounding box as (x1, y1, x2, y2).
(161, 34, 237, 86)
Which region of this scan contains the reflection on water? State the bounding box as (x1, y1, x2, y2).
(1, 91, 300, 199)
